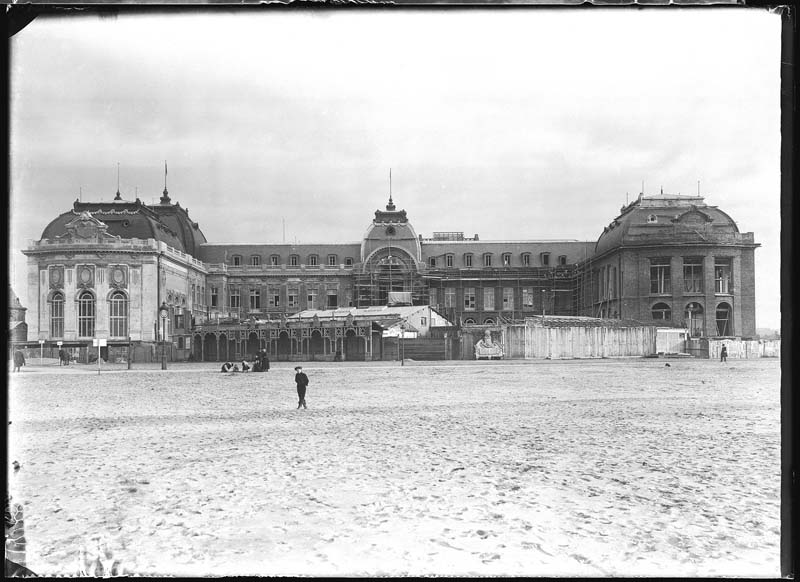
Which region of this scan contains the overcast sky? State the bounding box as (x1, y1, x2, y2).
(9, 8, 781, 329)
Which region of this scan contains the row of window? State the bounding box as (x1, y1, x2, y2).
(428, 252, 569, 268)
(650, 257, 732, 295)
(431, 287, 547, 312)
(49, 291, 128, 338)
(224, 287, 342, 310)
(231, 255, 355, 268)
(651, 301, 733, 337)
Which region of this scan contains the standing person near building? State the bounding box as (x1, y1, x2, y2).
(720, 344, 728, 362)
(12, 350, 26, 373)
(261, 349, 270, 372)
(294, 366, 309, 409)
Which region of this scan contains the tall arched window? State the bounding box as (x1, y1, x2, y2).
(77, 291, 95, 338)
(109, 291, 128, 338)
(50, 292, 65, 338)
(716, 302, 733, 336)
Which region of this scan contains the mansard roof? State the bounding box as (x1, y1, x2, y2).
(39, 197, 206, 255)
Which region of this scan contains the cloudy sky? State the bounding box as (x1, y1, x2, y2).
(9, 8, 781, 329)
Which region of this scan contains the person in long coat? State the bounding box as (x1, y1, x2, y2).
(12, 350, 25, 373)
(294, 366, 309, 409)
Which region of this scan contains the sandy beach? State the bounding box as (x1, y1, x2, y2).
(7, 358, 780, 577)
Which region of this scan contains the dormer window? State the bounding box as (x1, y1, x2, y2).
(289, 255, 299, 267)
(464, 253, 473, 267)
(446, 254, 454, 268)
(232, 255, 242, 267)
(345, 257, 354, 267)
(502, 253, 512, 266)
(270, 255, 280, 266)
(647, 214, 658, 224)
(541, 253, 550, 266)
(249, 255, 261, 266)
(522, 253, 531, 266)
(308, 255, 318, 267)
(483, 253, 493, 267)
(327, 254, 337, 267)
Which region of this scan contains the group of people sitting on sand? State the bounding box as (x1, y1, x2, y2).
(220, 348, 270, 373)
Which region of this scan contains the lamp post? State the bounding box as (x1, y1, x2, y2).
(159, 302, 169, 370)
(400, 324, 405, 366)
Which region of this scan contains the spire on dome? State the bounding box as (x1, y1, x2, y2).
(160, 160, 171, 204)
(386, 168, 395, 210)
(114, 162, 122, 200)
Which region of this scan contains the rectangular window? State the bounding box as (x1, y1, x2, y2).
(421, 317, 427, 326)
(345, 258, 353, 267)
(327, 291, 338, 308)
(250, 255, 260, 266)
(174, 313, 183, 330)
(429, 257, 436, 267)
(429, 288, 437, 307)
(211, 287, 218, 308)
(465, 254, 473, 267)
(269, 288, 280, 308)
(307, 289, 318, 309)
(249, 289, 261, 310)
(715, 258, 732, 294)
(522, 254, 530, 266)
(232, 256, 242, 267)
(541, 253, 550, 266)
(464, 287, 476, 311)
(309, 256, 318, 267)
(446, 255, 453, 268)
(558, 255, 567, 266)
(290, 256, 299, 267)
(502, 254, 511, 266)
(502, 287, 514, 311)
(444, 288, 456, 308)
(229, 287, 241, 309)
(650, 258, 671, 294)
(683, 257, 703, 293)
(522, 288, 535, 310)
(288, 288, 298, 308)
(484, 288, 495, 311)
(483, 254, 492, 267)
(271, 255, 279, 266)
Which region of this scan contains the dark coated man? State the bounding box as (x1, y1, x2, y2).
(294, 366, 309, 409)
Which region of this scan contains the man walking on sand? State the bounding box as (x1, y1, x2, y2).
(294, 366, 309, 409)
(720, 344, 728, 362)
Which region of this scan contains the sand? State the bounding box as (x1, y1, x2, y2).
(7, 358, 781, 577)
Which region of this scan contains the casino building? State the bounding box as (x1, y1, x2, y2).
(21, 182, 759, 361)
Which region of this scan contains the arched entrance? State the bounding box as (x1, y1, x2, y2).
(309, 330, 324, 360)
(344, 329, 364, 361)
(277, 331, 291, 360)
(246, 332, 260, 359)
(203, 333, 218, 362)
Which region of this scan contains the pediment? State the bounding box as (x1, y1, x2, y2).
(59, 211, 120, 242)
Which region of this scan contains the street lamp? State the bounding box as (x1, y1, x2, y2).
(400, 323, 405, 366)
(159, 302, 169, 370)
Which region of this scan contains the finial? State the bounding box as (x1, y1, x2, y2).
(114, 162, 122, 200)
(386, 168, 396, 211)
(160, 160, 171, 204)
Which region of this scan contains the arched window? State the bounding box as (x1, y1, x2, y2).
(716, 302, 733, 336)
(50, 292, 65, 338)
(684, 302, 704, 338)
(463, 318, 475, 325)
(77, 291, 96, 338)
(483, 318, 495, 325)
(651, 302, 671, 321)
(109, 291, 129, 337)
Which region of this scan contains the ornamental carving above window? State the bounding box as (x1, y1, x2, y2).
(49, 266, 64, 289)
(109, 265, 128, 289)
(76, 265, 95, 289)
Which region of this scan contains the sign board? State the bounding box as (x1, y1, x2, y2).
(92, 338, 108, 347)
(38, 339, 45, 344)
(57, 341, 63, 346)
